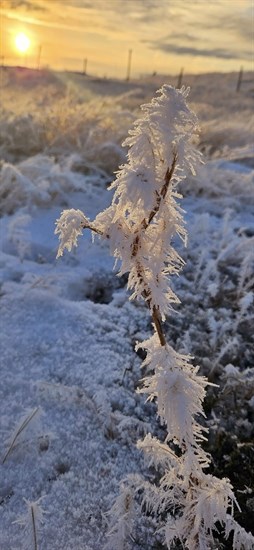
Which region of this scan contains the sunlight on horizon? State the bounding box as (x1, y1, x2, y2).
(1, 0, 253, 77)
(15, 32, 30, 54)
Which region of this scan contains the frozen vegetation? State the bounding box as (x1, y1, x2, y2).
(0, 67, 253, 549)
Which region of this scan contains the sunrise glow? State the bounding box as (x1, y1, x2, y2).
(1, 0, 252, 77)
(15, 33, 30, 54)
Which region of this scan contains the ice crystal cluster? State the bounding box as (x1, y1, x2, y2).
(56, 85, 254, 549)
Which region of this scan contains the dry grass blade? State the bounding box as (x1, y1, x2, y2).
(30, 503, 38, 550)
(13, 497, 45, 550)
(2, 407, 40, 464)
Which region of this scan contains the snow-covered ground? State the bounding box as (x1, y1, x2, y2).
(0, 68, 253, 549)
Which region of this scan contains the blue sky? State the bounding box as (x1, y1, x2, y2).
(1, 0, 253, 76)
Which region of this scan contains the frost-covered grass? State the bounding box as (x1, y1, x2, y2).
(0, 68, 253, 549)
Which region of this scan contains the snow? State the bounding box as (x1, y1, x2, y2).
(0, 290, 147, 548)
(0, 68, 253, 549)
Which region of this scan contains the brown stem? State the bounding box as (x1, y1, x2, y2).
(130, 157, 177, 346)
(140, 286, 166, 347)
(152, 306, 166, 346)
(81, 222, 109, 238)
(145, 153, 177, 228)
(88, 157, 177, 348)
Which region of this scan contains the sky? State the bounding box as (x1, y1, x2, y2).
(0, 0, 253, 78)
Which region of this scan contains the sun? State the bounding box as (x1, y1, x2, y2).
(15, 33, 31, 54)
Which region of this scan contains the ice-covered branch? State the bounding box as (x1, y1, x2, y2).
(55, 85, 254, 550)
(55, 208, 106, 258)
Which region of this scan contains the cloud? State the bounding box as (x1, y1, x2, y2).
(45, 0, 94, 8)
(148, 40, 253, 62)
(3, 0, 46, 10)
(54, 0, 166, 24)
(143, 1, 253, 64)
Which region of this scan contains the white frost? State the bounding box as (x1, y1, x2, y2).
(55, 208, 90, 258)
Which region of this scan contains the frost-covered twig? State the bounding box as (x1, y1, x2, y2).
(55, 85, 254, 549)
(55, 208, 105, 258)
(104, 483, 137, 550)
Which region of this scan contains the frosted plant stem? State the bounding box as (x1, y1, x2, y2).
(146, 153, 177, 227)
(56, 86, 254, 549)
(130, 158, 178, 347)
(151, 306, 166, 346)
(78, 156, 177, 349)
(81, 221, 105, 237)
(31, 503, 38, 550)
(14, 498, 45, 549)
(2, 407, 39, 464)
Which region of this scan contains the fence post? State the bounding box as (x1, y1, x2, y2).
(126, 49, 132, 81)
(37, 44, 42, 70)
(236, 66, 243, 92)
(83, 58, 87, 75)
(177, 67, 184, 89)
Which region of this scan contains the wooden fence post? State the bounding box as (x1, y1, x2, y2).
(37, 44, 42, 70)
(83, 58, 87, 75)
(126, 49, 132, 81)
(236, 66, 243, 92)
(177, 67, 184, 89)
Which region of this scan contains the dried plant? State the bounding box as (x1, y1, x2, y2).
(55, 85, 254, 549)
